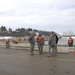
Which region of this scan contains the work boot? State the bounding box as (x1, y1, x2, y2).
(47, 54, 51, 57)
(39, 52, 42, 54)
(55, 53, 57, 56)
(39, 51, 43, 54)
(30, 53, 35, 55)
(52, 54, 55, 57)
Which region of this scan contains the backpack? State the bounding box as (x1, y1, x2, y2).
(37, 35, 43, 42)
(55, 34, 58, 44)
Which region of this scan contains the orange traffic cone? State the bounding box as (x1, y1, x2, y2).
(74, 49, 75, 55)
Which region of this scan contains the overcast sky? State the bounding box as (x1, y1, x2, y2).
(0, 0, 75, 34)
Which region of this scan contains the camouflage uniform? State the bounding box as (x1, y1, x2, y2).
(28, 33, 35, 55)
(48, 32, 57, 57)
(6, 39, 10, 48)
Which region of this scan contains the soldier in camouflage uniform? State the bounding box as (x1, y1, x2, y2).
(6, 38, 10, 48)
(48, 32, 57, 57)
(28, 32, 35, 55)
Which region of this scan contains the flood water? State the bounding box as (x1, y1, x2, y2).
(45, 37, 75, 45)
(58, 37, 75, 45)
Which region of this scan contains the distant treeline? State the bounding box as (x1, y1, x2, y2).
(0, 26, 53, 37)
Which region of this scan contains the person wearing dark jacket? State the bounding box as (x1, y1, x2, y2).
(55, 34, 59, 53)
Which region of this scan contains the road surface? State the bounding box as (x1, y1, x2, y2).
(0, 48, 75, 75)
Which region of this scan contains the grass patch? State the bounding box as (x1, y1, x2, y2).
(43, 52, 69, 54)
(11, 46, 30, 48)
(57, 52, 69, 54)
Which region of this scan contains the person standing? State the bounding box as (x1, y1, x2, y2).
(6, 38, 10, 48)
(48, 32, 57, 57)
(68, 37, 73, 47)
(55, 34, 59, 53)
(37, 33, 44, 54)
(28, 32, 35, 55)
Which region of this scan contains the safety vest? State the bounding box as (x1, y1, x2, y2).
(68, 38, 72, 43)
(37, 36, 43, 42)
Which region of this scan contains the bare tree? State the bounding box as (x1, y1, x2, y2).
(63, 30, 74, 36)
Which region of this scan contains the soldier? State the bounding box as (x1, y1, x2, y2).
(48, 32, 57, 57)
(55, 34, 59, 53)
(6, 38, 10, 48)
(28, 32, 35, 55)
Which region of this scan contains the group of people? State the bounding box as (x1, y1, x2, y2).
(28, 32, 44, 55)
(28, 32, 59, 57)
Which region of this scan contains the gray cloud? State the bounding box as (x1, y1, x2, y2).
(0, 0, 75, 34)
